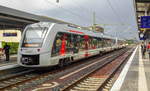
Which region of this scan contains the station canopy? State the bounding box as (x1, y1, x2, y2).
(136, 0, 150, 30)
(0, 5, 79, 30)
(136, 0, 150, 40)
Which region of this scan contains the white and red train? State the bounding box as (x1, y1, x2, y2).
(17, 22, 125, 67)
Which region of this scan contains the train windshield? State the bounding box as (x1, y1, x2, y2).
(22, 27, 48, 47)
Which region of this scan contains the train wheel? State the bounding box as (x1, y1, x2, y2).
(59, 59, 64, 67)
(65, 58, 70, 65)
(71, 57, 74, 62)
(99, 51, 102, 56)
(64, 58, 68, 65)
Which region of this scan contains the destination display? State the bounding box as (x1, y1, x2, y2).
(141, 16, 150, 28)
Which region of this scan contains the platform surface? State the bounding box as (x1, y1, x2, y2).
(111, 46, 150, 91)
(0, 54, 17, 68)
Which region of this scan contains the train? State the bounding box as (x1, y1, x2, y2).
(17, 22, 125, 67)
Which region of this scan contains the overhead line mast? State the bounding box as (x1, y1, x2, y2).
(93, 12, 96, 31)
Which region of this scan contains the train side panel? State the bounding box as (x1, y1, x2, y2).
(17, 22, 125, 67)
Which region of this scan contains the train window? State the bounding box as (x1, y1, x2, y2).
(93, 37, 98, 48)
(103, 39, 108, 47)
(100, 38, 105, 47)
(51, 32, 74, 57)
(113, 39, 116, 45)
(51, 32, 106, 57)
(103, 39, 113, 47)
(79, 35, 85, 51)
(71, 34, 80, 53)
(66, 33, 72, 53)
(87, 36, 100, 49)
(22, 27, 48, 47)
(96, 38, 102, 48)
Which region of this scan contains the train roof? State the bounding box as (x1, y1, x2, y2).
(63, 24, 116, 40)
(27, 22, 119, 40)
(27, 22, 52, 28)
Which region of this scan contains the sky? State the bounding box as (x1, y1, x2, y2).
(0, 0, 138, 40)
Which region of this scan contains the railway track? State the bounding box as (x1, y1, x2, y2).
(0, 47, 132, 91)
(0, 66, 28, 78)
(0, 69, 37, 90)
(28, 48, 131, 91)
(61, 48, 132, 91)
(0, 66, 62, 91)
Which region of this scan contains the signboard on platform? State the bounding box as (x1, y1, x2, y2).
(3, 32, 17, 37)
(141, 16, 150, 28)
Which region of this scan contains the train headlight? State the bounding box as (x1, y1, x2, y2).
(21, 57, 32, 64)
(21, 57, 29, 64)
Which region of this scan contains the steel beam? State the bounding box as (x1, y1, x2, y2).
(136, 0, 150, 3)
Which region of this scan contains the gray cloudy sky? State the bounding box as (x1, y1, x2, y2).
(0, 0, 138, 39)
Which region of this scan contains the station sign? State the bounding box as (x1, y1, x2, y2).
(141, 16, 150, 28)
(3, 32, 17, 37)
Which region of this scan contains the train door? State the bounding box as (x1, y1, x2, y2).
(59, 33, 72, 55)
(51, 32, 63, 57)
(83, 35, 89, 56)
(59, 34, 67, 55)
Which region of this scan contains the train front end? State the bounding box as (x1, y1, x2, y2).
(17, 22, 53, 67)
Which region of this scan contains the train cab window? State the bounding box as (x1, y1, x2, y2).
(22, 27, 48, 47)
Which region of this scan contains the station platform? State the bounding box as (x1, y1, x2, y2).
(0, 54, 17, 67)
(111, 46, 149, 91)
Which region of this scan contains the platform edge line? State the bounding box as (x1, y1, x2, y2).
(110, 46, 138, 91)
